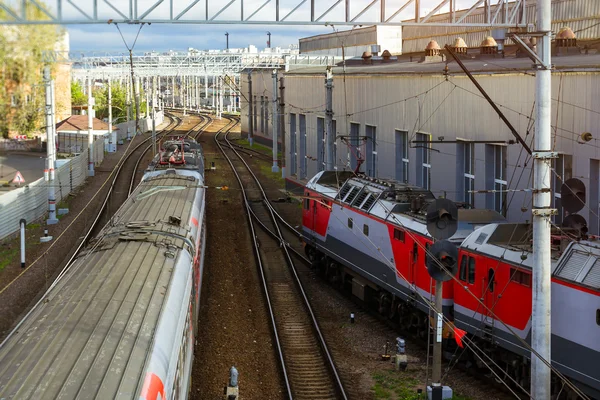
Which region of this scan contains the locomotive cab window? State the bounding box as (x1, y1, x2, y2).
(597, 309, 600, 326)
(304, 198, 310, 210)
(363, 224, 369, 236)
(393, 229, 405, 242)
(348, 218, 353, 229)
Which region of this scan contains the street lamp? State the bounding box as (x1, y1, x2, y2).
(225, 32, 229, 50)
(267, 31, 271, 48)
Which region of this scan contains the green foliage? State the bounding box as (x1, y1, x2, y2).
(92, 82, 147, 123)
(0, 2, 63, 137)
(71, 81, 86, 106)
(371, 370, 472, 400)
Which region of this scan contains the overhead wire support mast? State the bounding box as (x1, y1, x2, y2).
(532, 0, 554, 397)
(271, 69, 279, 173)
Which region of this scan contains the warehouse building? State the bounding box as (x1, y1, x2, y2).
(240, 1, 600, 234)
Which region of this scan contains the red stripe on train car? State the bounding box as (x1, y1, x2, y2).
(140, 372, 165, 400)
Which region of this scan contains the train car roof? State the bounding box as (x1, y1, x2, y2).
(307, 171, 505, 242)
(461, 223, 561, 271)
(0, 175, 202, 399)
(555, 241, 600, 290)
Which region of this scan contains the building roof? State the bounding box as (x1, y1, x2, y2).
(55, 115, 116, 132)
(285, 53, 600, 76)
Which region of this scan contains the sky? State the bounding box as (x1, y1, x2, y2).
(6, 0, 482, 52)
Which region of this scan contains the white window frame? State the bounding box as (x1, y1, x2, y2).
(493, 145, 507, 215)
(366, 124, 377, 177)
(396, 129, 409, 183)
(417, 132, 431, 190)
(463, 141, 475, 206)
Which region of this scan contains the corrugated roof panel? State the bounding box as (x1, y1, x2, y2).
(557, 249, 590, 281)
(582, 258, 600, 288)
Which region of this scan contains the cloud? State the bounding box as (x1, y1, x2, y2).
(67, 23, 328, 51)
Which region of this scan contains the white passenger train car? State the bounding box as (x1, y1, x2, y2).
(0, 139, 206, 400)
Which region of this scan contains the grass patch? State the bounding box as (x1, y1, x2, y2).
(258, 163, 285, 186)
(26, 223, 41, 230)
(236, 138, 282, 159)
(0, 245, 19, 271)
(371, 370, 471, 400)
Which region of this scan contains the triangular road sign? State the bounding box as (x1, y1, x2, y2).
(12, 171, 25, 185)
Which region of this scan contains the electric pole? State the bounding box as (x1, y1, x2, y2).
(532, 0, 553, 397)
(248, 72, 254, 146)
(279, 75, 286, 178)
(325, 67, 334, 171)
(44, 67, 58, 224)
(271, 69, 279, 173)
(225, 32, 229, 50)
(87, 76, 95, 176)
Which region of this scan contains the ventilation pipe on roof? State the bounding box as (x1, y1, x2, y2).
(451, 37, 468, 54)
(555, 27, 579, 56)
(480, 36, 499, 55)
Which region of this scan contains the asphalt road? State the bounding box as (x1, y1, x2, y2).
(0, 153, 46, 186)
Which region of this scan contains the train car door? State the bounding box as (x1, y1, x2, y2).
(483, 265, 496, 325)
(409, 240, 419, 284)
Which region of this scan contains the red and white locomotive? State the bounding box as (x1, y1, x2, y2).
(301, 171, 600, 399)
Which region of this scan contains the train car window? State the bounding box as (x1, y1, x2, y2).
(412, 242, 418, 263)
(363, 224, 369, 236)
(459, 256, 468, 281)
(348, 218, 353, 229)
(510, 268, 531, 287)
(304, 198, 310, 210)
(488, 269, 495, 292)
(597, 309, 600, 326)
(468, 257, 476, 284)
(393, 229, 405, 242)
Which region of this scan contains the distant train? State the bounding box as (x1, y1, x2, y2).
(0, 138, 206, 400)
(301, 171, 600, 399)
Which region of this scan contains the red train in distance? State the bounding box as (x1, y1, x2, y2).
(300, 171, 600, 399)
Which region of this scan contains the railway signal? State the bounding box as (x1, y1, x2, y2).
(425, 198, 459, 399)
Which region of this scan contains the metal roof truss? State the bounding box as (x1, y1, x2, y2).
(1, 0, 527, 27)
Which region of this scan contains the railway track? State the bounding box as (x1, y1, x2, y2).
(215, 116, 347, 400)
(221, 129, 520, 400)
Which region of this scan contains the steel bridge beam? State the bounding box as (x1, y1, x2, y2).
(0, 0, 527, 27)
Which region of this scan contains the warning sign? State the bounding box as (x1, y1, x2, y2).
(12, 171, 25, 185)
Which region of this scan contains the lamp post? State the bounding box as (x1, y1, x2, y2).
(267, 31, 271, 48)
(225, 32, 229, 50)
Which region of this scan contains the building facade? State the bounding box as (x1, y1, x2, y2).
(241, 52, 600, 234)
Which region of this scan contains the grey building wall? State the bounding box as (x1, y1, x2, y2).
(242, 67, 600, 232)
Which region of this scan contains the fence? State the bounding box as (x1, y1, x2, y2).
(115, 112, 165, 142)
(0, 137, 104, 241)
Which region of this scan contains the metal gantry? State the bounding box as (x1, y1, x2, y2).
(68, 50, 339, 78)
(0, 0, 528, 27)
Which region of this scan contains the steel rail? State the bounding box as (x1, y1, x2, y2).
(216, 116, 348, 400)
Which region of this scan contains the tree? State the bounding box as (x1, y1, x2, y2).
(71, 81, 86, 106)
(93, 82, 147, 123)
(0, 3, 62, 137)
